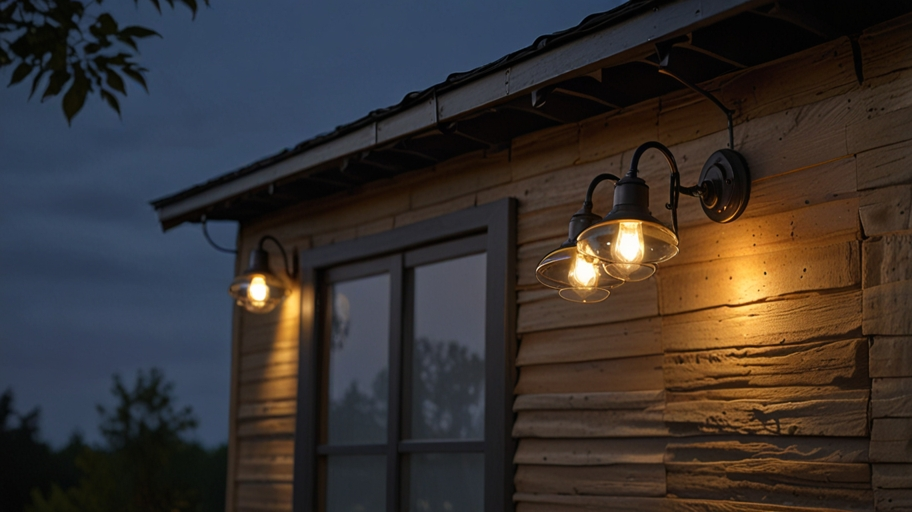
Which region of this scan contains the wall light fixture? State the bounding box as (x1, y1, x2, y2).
(229, 235, 294, 313)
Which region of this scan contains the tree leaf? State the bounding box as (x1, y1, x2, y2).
(105, 68, 125, 94)
(100, 89, 121, 116)
(9, 62, 33, 86)
(96, 13, 118, 35)
(121, 25, 160, 38)
(116, 34, 138, 51)
(62, 72, 90, 124)
(121, 67, 148, 92)
(42, 70, 71, 101)
(29, 69, 47, 100)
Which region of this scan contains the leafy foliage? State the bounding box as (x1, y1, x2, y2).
(19, 369, 226, 512)
(0, 0, 208, 123)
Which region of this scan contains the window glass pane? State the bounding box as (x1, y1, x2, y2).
(411, 253, 486, 440)
(407, 452, 483, 512)
(328, 274, 389, 445)
(326, 455, 386, 512)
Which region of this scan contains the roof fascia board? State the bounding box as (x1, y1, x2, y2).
(157, 0, 763, 228)
(156, 123, 377, 225)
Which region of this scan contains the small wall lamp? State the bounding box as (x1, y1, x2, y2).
(228, 235, 294, 313)
(536, 141, 750, 303)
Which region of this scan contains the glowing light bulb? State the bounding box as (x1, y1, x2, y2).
(248, 275, 269, 302)
(569, 253, 598, 288)
(614, 221, 644, 263)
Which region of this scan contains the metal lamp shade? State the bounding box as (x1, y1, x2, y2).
(535, 245, 623, 303)
(228, 248, 290, 313)
(576, 217, 678, 282)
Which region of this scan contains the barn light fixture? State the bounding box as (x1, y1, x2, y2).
(229, 235, 294, 313)
(537, 142, 750, 302)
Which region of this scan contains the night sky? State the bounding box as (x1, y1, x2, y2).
(0, 0, 622, 448)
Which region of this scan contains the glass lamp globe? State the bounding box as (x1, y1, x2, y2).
(536, 244, 623, 303)
(228, 248, 290, 313)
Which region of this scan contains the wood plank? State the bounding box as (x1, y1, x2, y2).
(857, 139, 912, 191)
(237, 400, 296, 420)
(667, 387, 869, 405)
(666, 460, 872, 512)
(240, 360, 298, 384)
(236, 439, 294, 483)
(409, 150, 511, 209)
(664, 396, 869, 437)
(512, 409, 667, 438)
(667, 198, 860, 268)
(665, 435, 869, 464)
(662, 290, 862, 351)
(513, 390, 664, 412)
(871, 419, 912, 463)
(392, 193, 477, 228)
(873, 464, 912, 489)
(240, 316, 299, 355)
(240, 347, 298, 371)
(518, 277, 657, 333)
(578, 101, 659, 164)
(238, 376, 297, 403)
(873, 378, 912, 418)
(514, 438, 666, 465)
(743, 156, 857, 220)
(860, 185, 912, 237)
(860, 12, 912, 81)
(517, 317, 661, 366)
(875, 489, 912, 512)
(515, 355, 663, 394)
(515, 463, 665, 497)
(511, 123, 580, 182)
(871, 337, 912, 377)
(237, 417, 296, 438)
(517, 238, 565, 288)
(864, 279, 912, 335)
(236, 482, 293, 512)
(657, 241, 861, 315)
(664, 338, 869, 391)
(848, 105, 912, 156)
(514, 493, 856, 512)
(864, 233, 912, 288)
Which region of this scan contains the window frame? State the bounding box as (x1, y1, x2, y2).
(293, 198, 517, 512)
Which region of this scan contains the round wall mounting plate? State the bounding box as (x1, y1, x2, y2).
(698, 149, 751, 223)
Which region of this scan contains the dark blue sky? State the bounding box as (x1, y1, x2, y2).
(0, 0, 621, 447)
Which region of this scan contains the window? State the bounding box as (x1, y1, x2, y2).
(293, 199, 516, 512)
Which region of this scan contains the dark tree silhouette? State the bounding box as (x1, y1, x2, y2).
(0, 0, 208, 123)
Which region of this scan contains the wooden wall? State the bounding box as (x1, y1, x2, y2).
(227, 13, 912, 512)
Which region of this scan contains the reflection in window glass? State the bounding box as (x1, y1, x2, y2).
(328, 274, 389, 445)
(326, 455, 386, 512)
(411, 253, 486, 440)
(407, 453, 483, 512)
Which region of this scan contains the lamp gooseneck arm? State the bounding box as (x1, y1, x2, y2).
(627, 141, 682, 237)
(584, 173, 621, 207)
(258, 235, 293, 277)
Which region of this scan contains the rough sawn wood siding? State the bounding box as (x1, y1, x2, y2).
(226, 13, 912, 512)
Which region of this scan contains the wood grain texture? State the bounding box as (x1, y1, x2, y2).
(657, 242, 861, 315)
(514, 438, 666, 465)
(875, 489, 912, 512)
(873, 378, 912, 418)
(859, 185, 912, 237)
(238, 376, 297, 403)
(666, 460, 872, 511)
(409, 149, 511, 209)
(871, 419, 912, 463)
(665, 435, 869, 464)
(864, 234, 912, 288)
(512, 123, 581, 182)
(237, 400, 296, 420)
(857, 139, 912, 191)
(664, 338, 869, 391)
(864, 279, 912, 335)
(870, 361, 902, 400)
(516, 355, 663, 394)
(667, 198, 859, 268)
(236, 482, 292, 512)
(848, 105, 912, 156)
(236, 417, 295, 438)
(515, 463, 665, 497)
(662, 290, 862, 352)
(236, 439, 294, 483)
(514, 493, 857, 512)
(874, 464, 912, 489)
(512, 409, 667, 438)
(517, 317, 661, 366)
(513, 390, 663, 411)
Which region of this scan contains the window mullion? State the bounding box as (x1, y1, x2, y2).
(386, 253, 404, 512)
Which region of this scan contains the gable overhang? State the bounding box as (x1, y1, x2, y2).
(151, 0, 912, 230)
